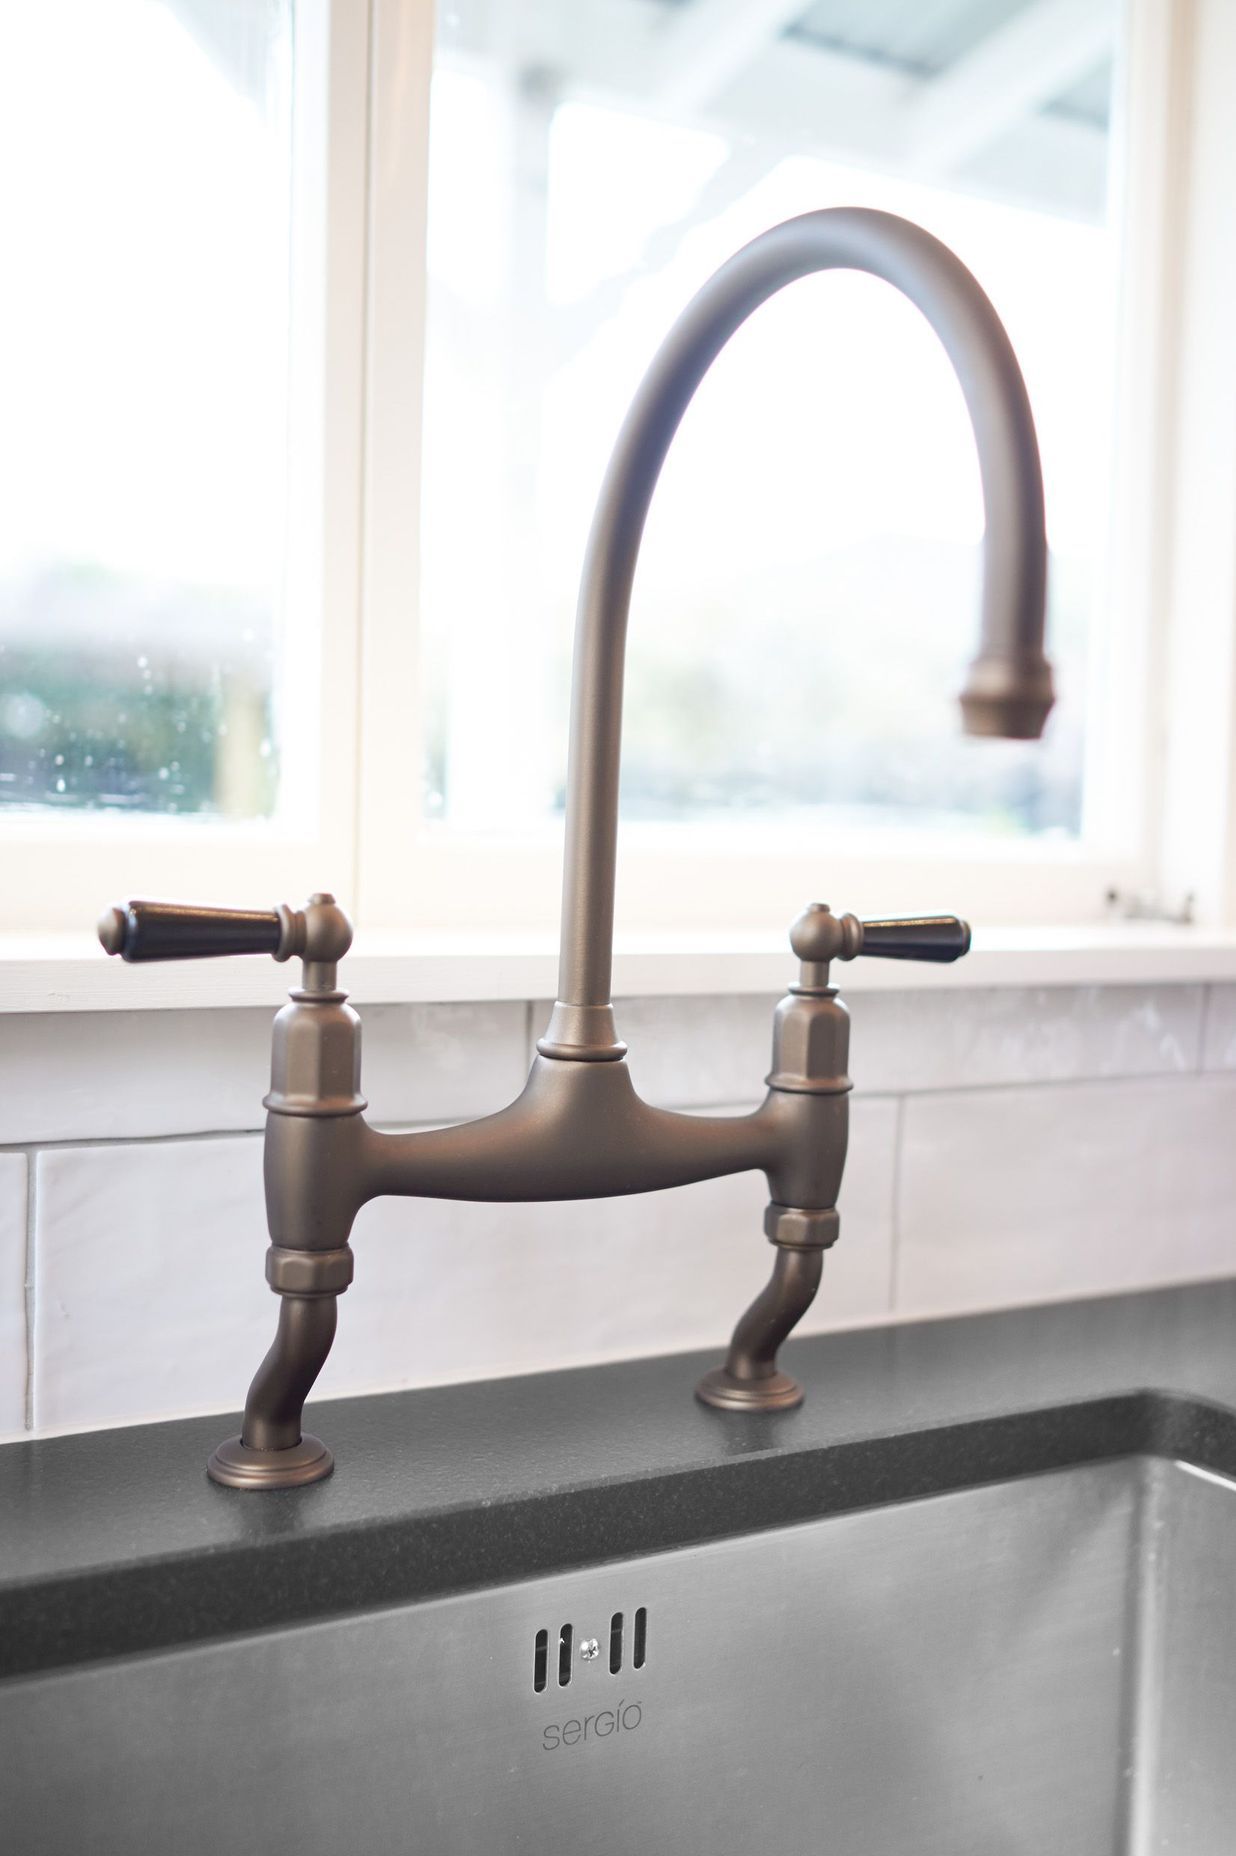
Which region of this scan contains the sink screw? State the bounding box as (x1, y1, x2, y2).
(579, 1638, 600, 1662)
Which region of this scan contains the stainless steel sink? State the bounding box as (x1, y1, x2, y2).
(4, 1452, 1233, 1854)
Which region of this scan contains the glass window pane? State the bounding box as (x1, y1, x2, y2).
(0, 0, 295, 816)
(421, 0, 1120, 843)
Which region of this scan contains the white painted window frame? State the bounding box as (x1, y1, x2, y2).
(5, 0, 1235, 961)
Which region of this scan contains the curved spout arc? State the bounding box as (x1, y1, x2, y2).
(557, 207, 1051, 1015)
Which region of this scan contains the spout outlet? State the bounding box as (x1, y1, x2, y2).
(960, 651, 1055, 740)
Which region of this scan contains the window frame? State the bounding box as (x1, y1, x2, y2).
(5, 0, 1233, 952)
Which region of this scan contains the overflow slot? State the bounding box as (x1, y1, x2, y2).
(633, 1607, 647, 1670)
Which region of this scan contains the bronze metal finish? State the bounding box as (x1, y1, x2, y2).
(696, 1247, 826, 1412)
(96, 210, 1051, 1482)
(207, 1432, 334, 1490)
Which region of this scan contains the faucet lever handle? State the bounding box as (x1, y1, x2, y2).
(96, 894, 352, 966)
(857, 915, 971, 963)
(790, 903, 971, 969)
(98, 899, 286, 963)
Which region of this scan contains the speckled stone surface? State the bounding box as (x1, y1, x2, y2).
(3, 1280, 1236, 1680)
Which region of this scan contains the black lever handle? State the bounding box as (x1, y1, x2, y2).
(790, 903, 971, 969)
(98, 900, 284, 963)
(858, 915, 971, 963)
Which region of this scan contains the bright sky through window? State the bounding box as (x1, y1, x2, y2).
(0, 2, 288, 588)
(421, 17, 1117, 844)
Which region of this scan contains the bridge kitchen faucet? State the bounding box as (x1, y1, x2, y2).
(98, 210, 1053, 1488)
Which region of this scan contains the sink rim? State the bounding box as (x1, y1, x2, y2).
(3, 1278, 1236, 1683)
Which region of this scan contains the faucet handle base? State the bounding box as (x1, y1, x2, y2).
(695, 1364, 804, 1413)
(207, 1431, 334, 1491)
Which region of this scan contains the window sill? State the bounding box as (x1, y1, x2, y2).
(0, 923, 1233, 1013)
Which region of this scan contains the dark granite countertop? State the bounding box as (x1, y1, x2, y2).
(3, 1280, 1235, 1680)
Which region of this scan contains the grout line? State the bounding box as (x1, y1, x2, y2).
(0, 1064, 1226, 1161)
(506, 1066, 1224, 1114)
(0, 1119, 492, 1167)
(0, 1060, 1229, 1165)
(23, 1149, 36, 1430)
(887, 1095, 906, 1316)
(0, 1127, 265, 1157)
(852, 1065, 1223, 1103)
(1197, 982, 1213, 1073)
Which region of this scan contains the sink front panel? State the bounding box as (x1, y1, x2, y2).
(5, 1456, 1187, 1856)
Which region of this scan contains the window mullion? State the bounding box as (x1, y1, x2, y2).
(353, 0, 437, 932)
(1153, 0, 1236, 925)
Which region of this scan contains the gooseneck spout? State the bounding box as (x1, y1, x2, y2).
(549, 208, 1053, 1039)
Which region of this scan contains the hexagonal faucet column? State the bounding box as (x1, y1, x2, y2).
(208, 894, 367, 1488)
(696, 906, 856, 1412)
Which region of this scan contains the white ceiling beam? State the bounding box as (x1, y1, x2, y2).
(556, 141, 783, 361)
(650, 0, 809, 114)
(714, 34, 1109, 220)
(439, 3, 1111, 225)
(905, 0, 1115, 176)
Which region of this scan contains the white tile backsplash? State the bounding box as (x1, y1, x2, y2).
(8, 980, 1235, 1439)
(0, 1011, 274, 1145)
(0, 1002, 528, 1146)
(1201, 983, 1236, 1070)
(24, 1101, 895, 1432)
(0, 1154, 28, 1437)
(606, 995, 773, 1108)
(33, 1137, 270, 1432)
(362, 1001, 529, 1125)
(320, 1097, 898, 1402)
(605, 984, 1204, 1109)
(849, 984, 1204, 1094)
(896, 1073, 1236, 1318)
